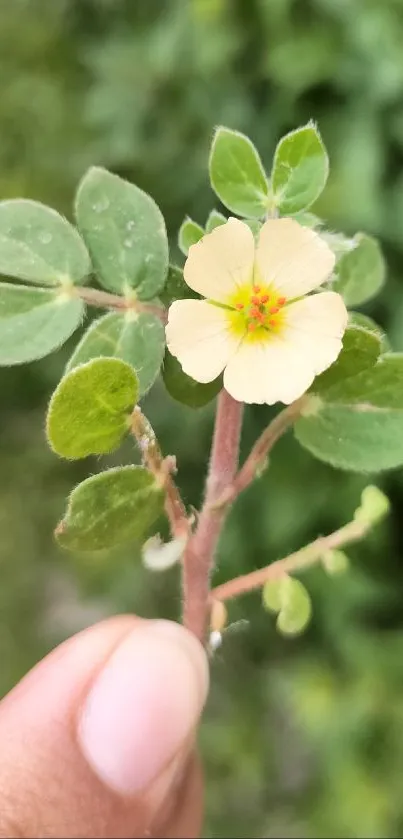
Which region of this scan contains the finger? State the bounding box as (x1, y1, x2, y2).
(0, 616, 208, 838)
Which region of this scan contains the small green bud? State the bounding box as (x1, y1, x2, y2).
(262, 575, 312, 636)
(354, 485, 390, 526)
(322, 549, 349, 575)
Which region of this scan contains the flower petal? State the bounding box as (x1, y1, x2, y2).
(166, 299, 240, 383)
(184, 218, 255, 302)
(283, 291, 348, 375)
(223, 338, 317, 405)
(256, 218, 335, 299)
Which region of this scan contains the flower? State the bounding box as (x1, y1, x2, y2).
(166, 218, 348, 405)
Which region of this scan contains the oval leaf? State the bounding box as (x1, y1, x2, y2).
(66, 310, 165, 397)
(313, 325, 382, 394)
(0, 199, 90, 286)
(263, 576, 312, 636)
(296, 354, 403, 472)
(332, 233, 385, 306)
(209, 127, 268, 218)
(160, 265, 199, 308)
(75, 167, 168, 299)
(272, 122, 329, 214)
(205, 210, 227, 232)
(162, 350, 222, 408)
(56, 466, 164, 551)
(47, 357, 138, 459)
(178, 217, 204, 256)
(0, 282, 84, 365)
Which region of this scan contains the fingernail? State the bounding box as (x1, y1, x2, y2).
(77, 620, 208, 797)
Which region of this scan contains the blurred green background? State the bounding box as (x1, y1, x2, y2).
(3, 0, 403, 835)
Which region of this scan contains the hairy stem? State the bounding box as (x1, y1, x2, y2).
(216, 395, 308, 507)
(182, 389, 244, 642)
(131, 407, 189, 539)
(76, 285, 166, 321)
(211, 516, 369, 603)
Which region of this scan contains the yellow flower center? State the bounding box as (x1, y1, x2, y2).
(226, 283, 287, 342)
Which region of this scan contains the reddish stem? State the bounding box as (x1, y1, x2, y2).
(182, 389, 244, 642)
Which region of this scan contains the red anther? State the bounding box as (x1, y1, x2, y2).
(278, 297, 286, 306)
(251, 295, 260, 305)
(235, 302, 244, 310)
(253, 285, 261, 293)
(248, 321, 257, 331)
(269, 319, 277, 327)
(269, 306, 279, 314)
(260, 294, 269, 304)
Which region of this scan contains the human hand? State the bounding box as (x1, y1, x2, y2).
(0, 616, 208, 838)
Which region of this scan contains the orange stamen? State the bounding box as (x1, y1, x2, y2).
(260, 294, 269, 304)
(253, 285, 261, 293)
(251, 295, 260, 305)
(278, 297, 286, 306)
(248, 321, 256, 331)
(235, 302, 244, 310)
(250, 307, 259, 317)
(269, 306, 279, 314)
(269, 319, 277, 327)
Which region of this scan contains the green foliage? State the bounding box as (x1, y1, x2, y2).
(178, 217, 204, 255)
(313, 325, 382, 393)
(75, 167, 168, 299)
(0, 200, 90, 287)
(271, 123, 329, 214)
(0, 283, 84, 365)
(47, 358, 138, 460)
(209, 127, 268, 218)
(322, 549, 350, 575)
(296, 354, 403, 471)
(262, 575, 312, 636)
(66, 311, 165, 398)
(162, 350, 222, 408)
(348, 312, 390, 352)
(354, 484, 390, 526)
(205, 210, 227, 232)
(332, 234, 386, 306)
(159, 265, 198, 308)
(56, 466, 163, 552)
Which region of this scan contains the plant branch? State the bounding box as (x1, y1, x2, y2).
(76, 285, 166, 321)
(211, 515, 370, 603)
(131, 407, 189, 539)
(182, 389, 244, 642)
(216, 395, 308, 507)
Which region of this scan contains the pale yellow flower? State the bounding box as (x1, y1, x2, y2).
(166, 218, 348, 405)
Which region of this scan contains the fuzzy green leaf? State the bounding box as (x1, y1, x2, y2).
(66, 311, 165, 397)
(75, 167, 168, 299)
(56, 466, 164, 552)
(0, 282, 84, 365)
(205, 210, 227, 232)
(162, 350, 222, 408)
(295, 354, 403, 472)
(178, 218, 204, 255)
(0, 199, 90, 286)
(348, 312, 390, 352)
(263, 576, 312, 636)
(159, 265, 198, 308)
(209, 127, 268, 218)
(47, 357, 138, 459)
(271, 123, 329, 214)
(313, 325, 382, 394)
(332, 233, 385, 306)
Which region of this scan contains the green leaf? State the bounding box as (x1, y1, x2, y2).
(313, 325, 382, 394)
(322, 549, 349, 575)
(332, 233, 385, 306)
(162, 350, 222, 408)
(56, 466, 164, 552)
(0, 282, 84, 365)
(66, 310, 165, 397)
(75, 167, 168, 299)
(348, 312, 390, 352)
(354, 485, 390, 526)
(205, 210, 227, 232)
(47, 357, 138, 460)
(271, 122, 329, 214)
(178, 217, 204, 255)
(295, 354, 403, 472)
(159, 265, 198, 308)
(0, 199, 90, 286)
(209, 127, 268, 218)
(262, 576, 312, 636)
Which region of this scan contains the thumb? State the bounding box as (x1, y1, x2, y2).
(0, 616, 208, 839)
